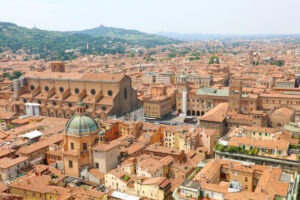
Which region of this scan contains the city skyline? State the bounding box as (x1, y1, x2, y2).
(1, 0, 300, 34)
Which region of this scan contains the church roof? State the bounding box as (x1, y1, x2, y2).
(65, 114, 99, 136)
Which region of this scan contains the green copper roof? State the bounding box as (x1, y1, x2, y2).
(77, 100, 84, 107)
(65, 114, 99, 135)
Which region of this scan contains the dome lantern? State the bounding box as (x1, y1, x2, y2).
(76, 98, 86, 114)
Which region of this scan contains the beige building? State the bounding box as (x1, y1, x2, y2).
(188, 159, 295, 200)
(132, 177, 172, 200)
(62, 101, 100, 177)
(105, 168, 171, 200)
(11, 64, 140, 119)
(104, 168, 133, 193)
(143, 84, 175, 119)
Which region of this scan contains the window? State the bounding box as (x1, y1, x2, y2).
(265, 133, 268, 136)
(271, 149, 275, 154)
(124, 88, 127, 99)
(259, 132, 262, 136)
(52, 101, 56, 106)
(91, 89, 96, 95)
(30, 85, 35, 91)
(44, 86, 49, 92)
(59, 87, 64, 93)
(74, 88, 80, 94)
(95, 162, 99, 169)
(68, 103, 72, 107)
(70, 142, 74, 150)
(69, 160, 73, 168)
(278, 150, 282, 155)
(108, 90, 113, 96)
(245, 177, 248, 182)
(37, 100, 41, 104)
(102, 106, 106, 111)
(23, 98, 27, 103)
(83, 143, 87, 151)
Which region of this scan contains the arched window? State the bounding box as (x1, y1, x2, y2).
(124, 88, 127, 99)
(83, 143, 87, 151)
(95, 162, 99, 169)
(187, 110, 191, 116)
(70, 142, 74, 150)
(69, 161, 73, 168)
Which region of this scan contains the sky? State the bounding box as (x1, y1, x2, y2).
(0, 0, 299, 34)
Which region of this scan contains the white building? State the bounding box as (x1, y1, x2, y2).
(0, 157, 29, 182)
(92, 137, 119, 173)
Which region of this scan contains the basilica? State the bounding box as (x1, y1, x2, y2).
(10, 62, 140, 120)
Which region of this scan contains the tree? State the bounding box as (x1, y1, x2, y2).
(209, 56, 219, 64)
(271, 60, 284, 67)
(228, 146, 238, 153)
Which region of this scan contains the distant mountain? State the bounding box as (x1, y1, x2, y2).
(0, 22, 180, 60)
(157, 32, 223, 41)
(157, 32, 300, 41)
(76, 25, 179, 46)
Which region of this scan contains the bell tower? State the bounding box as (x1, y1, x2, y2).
(228, 79, 242, 114)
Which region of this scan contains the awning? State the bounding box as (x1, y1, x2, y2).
(19, 130, 42, 139)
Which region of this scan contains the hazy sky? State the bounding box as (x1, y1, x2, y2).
(0, 0, 299, 34)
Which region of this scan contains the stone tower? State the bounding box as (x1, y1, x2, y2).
(228, 79, 242, 114)
(249, 49, 253, 65)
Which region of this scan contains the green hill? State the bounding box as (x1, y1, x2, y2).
(0, 22, 180, 61)
(77, 25, 178, 46)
